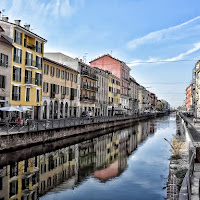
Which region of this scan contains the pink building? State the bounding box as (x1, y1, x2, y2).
(90, 54, 131, 112)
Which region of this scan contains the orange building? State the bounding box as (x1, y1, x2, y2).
(185, 83, 193, 111)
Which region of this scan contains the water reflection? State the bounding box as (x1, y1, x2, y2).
(0, 118, 159, 200)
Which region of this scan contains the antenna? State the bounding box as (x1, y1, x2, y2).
(111, 50, 112, 55)
(83, 52, 88, 63)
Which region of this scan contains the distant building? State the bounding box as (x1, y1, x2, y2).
(90, 54, 131, 114)
(185, 83, 193, 111)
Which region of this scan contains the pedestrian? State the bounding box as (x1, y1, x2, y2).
(193, 118, 196, 125)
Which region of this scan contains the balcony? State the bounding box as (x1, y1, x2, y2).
(24, 41, 35, 51)
(80, 96, 97, 102)
(81, 70, 97, 80)
(25, 60, 37, 69)
(61, 94, 65, 99)
(81, 83, 98, 91)
(50, 92, 56, 98)
(24, 77, 36, 86)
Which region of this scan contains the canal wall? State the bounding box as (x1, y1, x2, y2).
(0, 113, 168, 152)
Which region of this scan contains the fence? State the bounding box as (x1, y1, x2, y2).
(0, 113, 156, 135)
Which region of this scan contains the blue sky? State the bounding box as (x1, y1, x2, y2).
(1, 0, 200, 107)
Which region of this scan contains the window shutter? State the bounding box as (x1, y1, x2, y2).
(36, 41, 38, 52)
(12, 86, 14, 100)
(41, 58, 43, 70)
(19, 87, 21, 101)
(14, 48, 16, 62)
(0, 75, 2, 88)
(14, 30, 16, 43)
(40, 74, 42, 86)
(19, 68, 21, 82)
(41, 43, 43, 54)
(6, 55, 8, 67)
(31, 54, 33, 66)
(2, 76, 5, 88)
(47, 83, 49, 92)
(20, 32, 22, 45)
(20, 49, 22, 63)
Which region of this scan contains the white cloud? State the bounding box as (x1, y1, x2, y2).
(128, 42, 200, 67)
(127, 16, 200, 49)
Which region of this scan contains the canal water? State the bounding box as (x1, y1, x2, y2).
(0, 114, 176, 200)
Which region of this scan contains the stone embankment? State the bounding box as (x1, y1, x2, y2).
(0, 112, 168, 152)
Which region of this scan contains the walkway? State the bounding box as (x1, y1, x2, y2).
(0, 114, 156, 135)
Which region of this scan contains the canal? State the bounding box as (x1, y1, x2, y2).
(0, 114, 176, 200)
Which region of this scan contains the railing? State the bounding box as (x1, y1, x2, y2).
(25, 77, 36, 85)
(61, 94, 65, 99)
(0, 61, 8, 68)
(80, 96, 97, 102)
(24, 41, 35, 50)
(81, 83, 98, 91)
(81, 70, 97, 80)
(0, 113, 159, 134)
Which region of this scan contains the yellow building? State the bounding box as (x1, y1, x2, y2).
(7, 156, 40, 199)
(43, 57, 79, 119)
(108, 73, 121, 116)
(0, 18, 47, 119)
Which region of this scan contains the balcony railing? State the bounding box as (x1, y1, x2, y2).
(61, 94, 65, 99)
(25, 77, 36, 85)
(25, 59, 36, 68)
(81, 70, 97, 80)
(50, 92, 56, 98)
(24, 41, 35, 51)
(80, 96, 97, 102)
(81, 83, 98, 91)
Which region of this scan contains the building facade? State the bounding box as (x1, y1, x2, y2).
(79, 61, 98, 115)
(42, 57, 79, 119)
(129, 77, 139, 115)
(0, 26, 13, 119)
(0, 17, 47, 119)
(108, 73, 121, 116)
(94, 67, 109, 116)
(185, 83, 193, 111)
(90, 54, 131, 114)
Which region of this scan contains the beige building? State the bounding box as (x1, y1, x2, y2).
(0, 25, 13, 119)
(42, 57, 79, 119)
(94, 67, 109, 116)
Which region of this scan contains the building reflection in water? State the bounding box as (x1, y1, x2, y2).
(0, 119, 156, 199)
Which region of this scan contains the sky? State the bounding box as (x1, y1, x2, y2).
(1, 0, 200, 108)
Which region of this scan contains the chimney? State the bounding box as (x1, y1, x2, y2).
(24, 24, 30, 31)
(14, 20, 21, 26)
(2, 17, 8, 22)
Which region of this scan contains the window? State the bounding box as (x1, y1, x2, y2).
(50, 66, 55, 76)
(61, 86, 66, 95)
(36, 89, 40, 102)
(44, 64, 49, 75)
(74, 89, 77, 97)
(36, 41, 42, 54)
(13, 47, 22, 63)
(14, 30, 22, 45)
(55, 85, 59, 94)
(36, 56, 42, 69)
(0, 75, 5, 88)
(70, 74, 73, 81)
(10, 162, 18, 178)
(74, 75, 77, 83)
(25, 70, 32, 84)
(0, 53, 8, 67)
(66, 72, 69, 80)
(9, 180, 18, 197)
(22, 178, 29, 190)
(25, 52, 33, 66)
(24, 160, 28, 173)
(66, 87, 69, 95)
(61, 70, 64, 79)
(12, 86, 21, 101)
(56, 68, 60, 78)
(25, 87, 30, 101)
(43, 82, 49, 93)
(35, 73, 42, 86)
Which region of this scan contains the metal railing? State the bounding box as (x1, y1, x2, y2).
(25, 77, 36, 85)
(24, 41, 35, 50)
(0, 113, 158, 134)
(81, 70, 97, 80)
